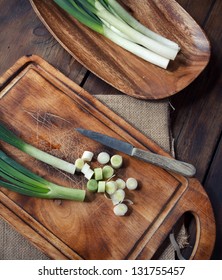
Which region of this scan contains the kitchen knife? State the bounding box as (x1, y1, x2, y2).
(76, 128, 196, 177)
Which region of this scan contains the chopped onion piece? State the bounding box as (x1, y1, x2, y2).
(82, 151, 94, 162)
(97, 152, 110, 164)
(75, 158, 85, 172)
(115, 178, 126, 189)
(87, 179, 98, 192)
(105, 181, 117, 195)
(84, 168, 94, 180)
(81, 163, 90, 175)
(113, 203, 128, 216)
(102, 165, 114, 179)
(126, 178, 138, 190)
(98, 181, 106, 193)
(110, 189, 125, 205)
(111, 154, 123, 169)
(94, 167, 103, 180)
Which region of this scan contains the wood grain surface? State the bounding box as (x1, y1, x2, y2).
(0, 0, 221, 260)
(171, 0, 222, 260)
(0, 55, 215, 259)
(29, 0, 210, 99)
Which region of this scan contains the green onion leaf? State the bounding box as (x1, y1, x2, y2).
(0, 149, 85, 201)
(54, 0, 103, 33)
(0, 122, 76, 174)
(53, 0, 179, 68)
(104, 0, 180, 50)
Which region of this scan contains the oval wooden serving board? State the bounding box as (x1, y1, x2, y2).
(0, 56, 215, 259)
(29, 0, 210, 99)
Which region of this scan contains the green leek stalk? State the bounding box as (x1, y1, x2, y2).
(54, 0, 170, 68)
(102, 0, 180, 50)
(0, 150, 85, 201)
(0, 122, 76, 174)
(78, 0, 179, 60)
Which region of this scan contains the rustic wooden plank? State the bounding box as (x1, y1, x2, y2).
(204, 135, 222, 260)
(177, 0, 216, 25)
(171, 0, 222, 182)
(171, 67, 222, 181)
(83, 73, 121, 95)
(171, 0, 222, 260)
(0, 0, 87, 84)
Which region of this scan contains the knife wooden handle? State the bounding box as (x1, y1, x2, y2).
(132, 148, 196, 177)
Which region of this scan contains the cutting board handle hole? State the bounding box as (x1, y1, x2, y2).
(151, 212, 197, 260)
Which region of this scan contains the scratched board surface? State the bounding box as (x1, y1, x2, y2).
(0, 56, 215, 260)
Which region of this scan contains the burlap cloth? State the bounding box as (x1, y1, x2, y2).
(0, 95, 187, 260)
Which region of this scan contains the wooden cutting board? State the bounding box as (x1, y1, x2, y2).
(0, 56, 215, 259)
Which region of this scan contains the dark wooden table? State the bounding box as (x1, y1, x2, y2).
(0, 0, 221, 260)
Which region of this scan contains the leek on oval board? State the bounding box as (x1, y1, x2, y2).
(53, 0, 180, 69)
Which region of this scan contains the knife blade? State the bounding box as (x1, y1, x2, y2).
(76, 128, 196, 177)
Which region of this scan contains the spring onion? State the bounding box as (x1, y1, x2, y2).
(110, 154, 123, 169)
(81, 162, 91, 174)
(102, 165, 114, 179)
(126, 177, 138, 190)
(94, 167, 103, 180)
(110, 189, 125, 205)
(0, 122, 76, 174)
(0, 150, 85, 201)
(81, 151, 94, 162)
(75, 158, 85, 171)
(97, 151, 110, 165)
(103, 0, 180, 50)
(113, 203, 128, 216)
(97, 181, 106, 192)
(84, 0, 178, 59)
(53, 0, 180, 68)
(115, 178, 126, 189)
(105, 181, 117, 195)
(87, 179, 98, 192)
(84, 168, 94, 180)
